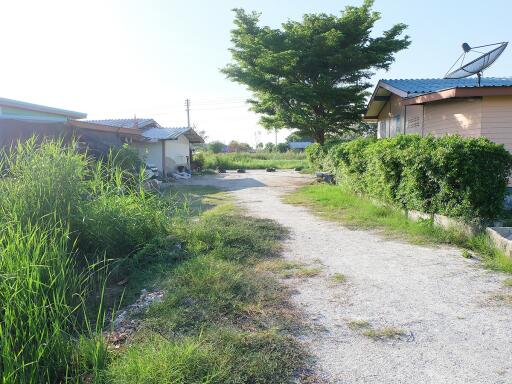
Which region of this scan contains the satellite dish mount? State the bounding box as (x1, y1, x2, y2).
(444, 41, 508, 86)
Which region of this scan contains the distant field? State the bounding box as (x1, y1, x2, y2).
(203, 151, 308, 170)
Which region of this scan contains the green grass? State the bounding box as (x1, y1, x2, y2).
(203, 151, 308, 170)
(257, 259, 322, 279)
(362, 327, 406, 340)
(330, 273, 347, 284)
(285, 183, 512, 274)
(503, 278, 512, 287)
(104, 191, 309, 383)
(347, 320, 370, 330)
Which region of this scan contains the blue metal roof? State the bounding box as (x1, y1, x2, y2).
(381, 77, 512, 97)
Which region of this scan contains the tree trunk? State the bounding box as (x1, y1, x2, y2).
(314, 130, 325, 145)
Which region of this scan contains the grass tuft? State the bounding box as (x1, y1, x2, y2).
(330, 273, 347, 284)
(362, 327, 406, 340)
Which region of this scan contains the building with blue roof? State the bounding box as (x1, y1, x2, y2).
(364, 77, 512, 152)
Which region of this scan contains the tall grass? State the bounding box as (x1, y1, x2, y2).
(203, 151, 307, 170)
(0, 138, 171, 383)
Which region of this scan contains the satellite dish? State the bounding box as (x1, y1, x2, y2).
(444, 41, 508, 85)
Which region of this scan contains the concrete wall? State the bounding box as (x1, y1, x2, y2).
(133, 141, 162, 171)
(423, 98, 482, 137)
(481, 96, 512, 153)
(165, 135, 190, 173)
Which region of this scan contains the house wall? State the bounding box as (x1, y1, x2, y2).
(422, 98, 482, 137)
(404, 105, 423, 135)
(133, 141, 162, 171)
(481, 96, 512, 153)
(164, 135, 190, 173)
(377, 94, 405, 138)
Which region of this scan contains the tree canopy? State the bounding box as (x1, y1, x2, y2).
(222, 0, 410, 144)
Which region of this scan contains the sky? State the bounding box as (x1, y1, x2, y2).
(1, 0, 511, 146)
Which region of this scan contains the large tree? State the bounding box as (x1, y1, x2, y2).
(222, 0, 410, 144)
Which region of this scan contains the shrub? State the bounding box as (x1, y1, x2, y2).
(324, 135, 512, 222)
(191, 151, 206, 170)
(305, 143, 325, 170)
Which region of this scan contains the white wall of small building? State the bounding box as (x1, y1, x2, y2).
(133, 141, 163, 170)
(164, 135, 190, 174)
(132, 135, 191, 175)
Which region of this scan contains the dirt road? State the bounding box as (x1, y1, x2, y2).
(178, 170, 512, 384)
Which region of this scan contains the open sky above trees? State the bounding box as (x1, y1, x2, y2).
(1, 0, 511, 144)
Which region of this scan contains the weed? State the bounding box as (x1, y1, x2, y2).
(295, 266, 322, 278)
(462, 250, 473, 259)
(330, 273, 347, 284)
(362, 327, 406, 340)
(347, 320, 370, 330)
(503, 278, 512, 287)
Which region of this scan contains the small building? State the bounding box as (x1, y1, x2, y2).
(82, 119, 204, 175)
(0, 97, 87, 147)
(288, 141, 313, 151)
(364, 77, 512, 152)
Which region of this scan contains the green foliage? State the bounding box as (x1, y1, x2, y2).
(0, 138, 173, 382)
(109, 144, 144, 175)
(203, 151, 307, 170)
(208, 141, 226, 154)
(320, 135, 512, 222)
(275, 143, 288, 153)
(106, 207, 305, 383)
(264, 142, 275, 152)
(222, 1, 410, 143)
(191, 151, 206, 170)
(305, 143, 327, 170)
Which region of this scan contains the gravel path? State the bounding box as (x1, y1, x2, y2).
(177, 171, 512, 384)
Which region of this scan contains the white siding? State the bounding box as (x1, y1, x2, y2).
(164, 135, 190, 173)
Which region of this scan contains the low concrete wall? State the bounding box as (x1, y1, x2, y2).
(406, 210, 481, 236)
(486, 227, 512, 257)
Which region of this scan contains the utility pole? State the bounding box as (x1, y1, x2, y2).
(275, 128, 278, 146)
(185, 99, 191, 128)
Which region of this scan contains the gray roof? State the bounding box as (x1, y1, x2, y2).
(85, 118, 158, 129)
(0, 97, 86, 119)
(288, 141, 312, 149)
(143, 127, 204, 143)
(381, 77, 512, 97)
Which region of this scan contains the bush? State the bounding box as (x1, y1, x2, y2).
(322, 135, 512, 222)
(191, 151, 205, 170)
(305, 143, 326, 170)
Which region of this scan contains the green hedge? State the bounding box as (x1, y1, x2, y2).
(307, 135, 512, 222)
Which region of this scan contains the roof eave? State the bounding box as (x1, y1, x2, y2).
(0, 97, 86, 119)
(402, 86, 512, 105)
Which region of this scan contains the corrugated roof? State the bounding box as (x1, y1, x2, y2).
(0, 97, 86, 119)
(85, 118, 158, 129)
(288, 141, 312, 149)
(381, 77, 512, 97)
(143, 127, 190, 140)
